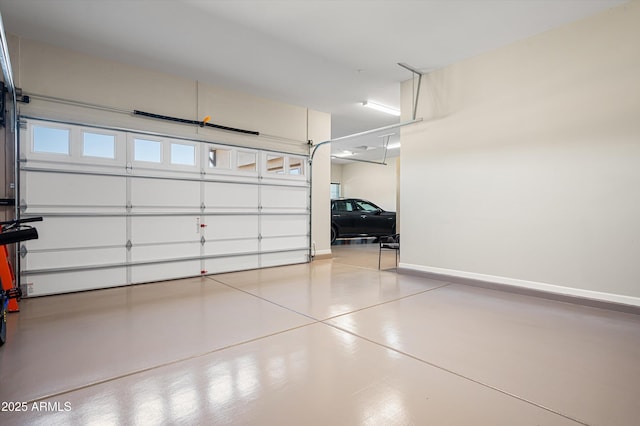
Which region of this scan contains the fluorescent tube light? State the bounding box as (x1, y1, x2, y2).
(387, 142, 401, 150)
(362, 101, 400, 116)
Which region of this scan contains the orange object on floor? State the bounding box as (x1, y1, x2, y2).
(0, 243, 18, 312)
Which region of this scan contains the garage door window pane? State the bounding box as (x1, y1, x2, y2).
(209, 148, 231, 169)
(134, 139, 161, 163)
(237, 151, 257, 172)
(171, 143, 195, 166)
(33, 126, 70, 155)
(83, 132, 115, 159)
(267, 155, 284, 174)
(289, 157, 304, 175)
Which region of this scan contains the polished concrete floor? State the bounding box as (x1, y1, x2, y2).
(1, 243, 639, 425)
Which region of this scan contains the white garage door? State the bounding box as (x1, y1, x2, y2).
(19, 118, 310, 296)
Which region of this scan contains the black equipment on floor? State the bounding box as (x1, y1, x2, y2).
(0, 217, 42, 346)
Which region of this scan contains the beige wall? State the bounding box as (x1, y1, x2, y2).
(6, 34, 332, 254)
(309, 111, 332, 257)
(11, 36, 318, 154)
(400, 2, 640, 306)
(338, 158, 398, 212)
(331, 163, 343, 185)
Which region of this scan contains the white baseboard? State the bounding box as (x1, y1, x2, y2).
(400, 263, 640, 308)
(313, 249, 332, 258)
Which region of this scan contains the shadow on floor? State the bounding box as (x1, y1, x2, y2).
(331, 238, 398, 271)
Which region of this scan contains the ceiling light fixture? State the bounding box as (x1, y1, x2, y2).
(333, 150, 355, 158)
(362, 101, 400, 116)
(387, 142, 401, 150)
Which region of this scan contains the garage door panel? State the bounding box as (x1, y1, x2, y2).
(204, 216, 259, 239)
(261, 186, 308, 211)
(130, 216, 200, 245)
(19, 119, 309, 295)
(262, 215, 308, 237)
(131, 261, 201, 284)
(204, 240, 259, 256)
(131, 178, 200, 209)
(261, 251, 308, 268)
(204, 255, 259, 275)
(130, 243, 200, 263)
(261, 236, 308, 252)
(25, 268, 128, 297)
(24, 248, 126, 271)
(204, 182, 258, 211)
(23, 172, 125, 208)
(24, 217, 125, 250)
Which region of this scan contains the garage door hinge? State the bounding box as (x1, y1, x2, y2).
(126, 163, 133, 173)
(126, 240, 132, 250)
(200, 203, 206, 211)
(19, 245, 28, 258)
(126, 203, 132, 212)
(200, 236, 206, 245)
(258, 234, 262, 241)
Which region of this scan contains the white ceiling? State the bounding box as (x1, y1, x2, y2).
(0, 0, 625, 162)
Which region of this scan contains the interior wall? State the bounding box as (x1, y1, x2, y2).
(309, 111, 332, 257)
(330, 163, 343, 185)
(400, 2, 640, 306)
(337, 157, 398, 212)
(11, 36, 317, 154)
(6, 35, 332, 255)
